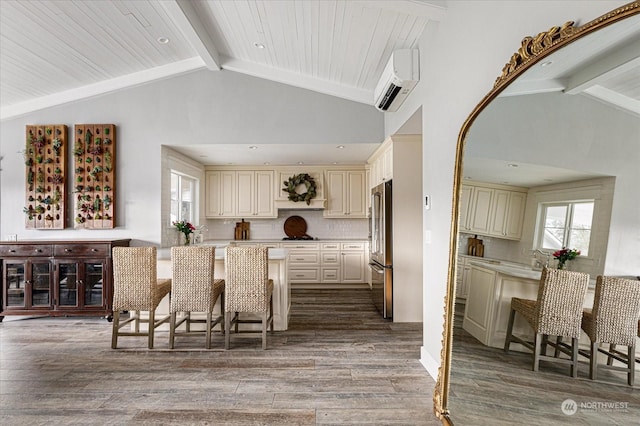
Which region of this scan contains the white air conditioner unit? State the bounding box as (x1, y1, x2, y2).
(374, 49, 420, 112)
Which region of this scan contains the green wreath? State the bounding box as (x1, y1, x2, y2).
(283, 173, 317, 205)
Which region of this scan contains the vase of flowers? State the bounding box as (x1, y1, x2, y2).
(173, 220, 195, 246)
(552, 247, 580, 270)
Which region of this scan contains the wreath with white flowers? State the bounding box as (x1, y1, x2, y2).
(283, 173, 317, 205)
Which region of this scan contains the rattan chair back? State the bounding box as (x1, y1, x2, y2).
(170, 246, 219, 313)
(224, 246, 270, 313)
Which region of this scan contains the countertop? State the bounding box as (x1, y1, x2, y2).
(158, 247, 288, 261)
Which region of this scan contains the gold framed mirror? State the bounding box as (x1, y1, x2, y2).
(433, 2, 640, 424)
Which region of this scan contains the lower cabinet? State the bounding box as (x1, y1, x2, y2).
(0, 239, 130, 321)
(283, 241, 367, 285)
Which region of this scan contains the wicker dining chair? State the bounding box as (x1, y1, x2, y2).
(581, 276, 640, 385)
(111, 247, 171, 349)
(224, 246, 274, 350)
(504, 267, 589, 377)
(169, 246, 225, 349)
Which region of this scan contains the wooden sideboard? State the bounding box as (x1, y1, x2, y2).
(0, 239, 130, 321)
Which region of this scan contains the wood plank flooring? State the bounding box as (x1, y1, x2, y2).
(0, 289, 439, 425)
(449, 301, 640, 425)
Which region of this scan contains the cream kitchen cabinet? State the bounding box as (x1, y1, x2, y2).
(488, 190, 527, 239)
(282, 242, 321, 284)
(368, 141, 393, 188)
(205, 171, 236, 218)
(460, 182, 527, 240)
(324, 170, 367, 218)
(455, 256, 473, 300)
(236, 170, 276, 218)
(340, 242, 366, 283)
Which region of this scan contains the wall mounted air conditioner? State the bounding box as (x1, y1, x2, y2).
(374, 49, 420, 112)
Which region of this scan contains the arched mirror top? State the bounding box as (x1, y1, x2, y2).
(434, 2, 640, 424)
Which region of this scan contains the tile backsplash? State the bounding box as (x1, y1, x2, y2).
(203, 209, 369, 241)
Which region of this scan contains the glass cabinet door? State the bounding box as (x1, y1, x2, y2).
(3, 259, 51, 309)
(57, 262, 78, 307)
(31, 261, 52, 307)
(4, 261, 26, 307)
(83, 262, 104, 307)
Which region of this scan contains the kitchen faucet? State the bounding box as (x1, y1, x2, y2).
(531, 249, 551, 268)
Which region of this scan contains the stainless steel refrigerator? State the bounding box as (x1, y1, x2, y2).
(369, 180, 392, 319)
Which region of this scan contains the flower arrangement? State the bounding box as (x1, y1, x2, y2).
(553, 247, 580, 270)
(173, 220, 195, 245)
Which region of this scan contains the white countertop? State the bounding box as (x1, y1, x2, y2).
(158, 247, 288, 261)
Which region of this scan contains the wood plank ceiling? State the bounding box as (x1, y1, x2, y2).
(0, 0, 446, 120)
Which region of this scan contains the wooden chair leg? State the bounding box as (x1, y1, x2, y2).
(111, 311, 120, 349)
(541, 334, 549, 356)
(235, 312, 239, 334)
(554, 336, 562, 357)
(270, 296, 274, 331)
(533, 333, 541, 372)
(628, 344, 635, 386)
(220, 296, 225, 334)
(589, 341, 598, 380)
(262, 312, 268, 350)
(134, 310, 140, 333)
(206, 312, 212, 350)
(169, 312, 176, 349)
(607, 343, 616, 366)
(225, 313, 231, 350)
(148, 309, 155, 349)
(504, 308, 516, 353)
(570, 337, 578, 378)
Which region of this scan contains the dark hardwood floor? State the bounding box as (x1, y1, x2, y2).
(448, 301, 640, 425)
(0, 289, 439, 425)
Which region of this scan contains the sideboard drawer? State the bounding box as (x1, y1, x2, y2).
(0, 244, 52, 257)
(54, 244, 109, 257)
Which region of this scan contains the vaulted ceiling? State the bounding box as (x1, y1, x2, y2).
(0, 0, 446, 120)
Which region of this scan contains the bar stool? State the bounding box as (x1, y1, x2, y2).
(504, 267, 589, 377)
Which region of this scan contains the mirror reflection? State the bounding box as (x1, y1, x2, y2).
(449, 14, 640, 424)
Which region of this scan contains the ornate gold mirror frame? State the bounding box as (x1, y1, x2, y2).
(433, 2, 640, 424)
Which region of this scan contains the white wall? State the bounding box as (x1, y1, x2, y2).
(382, 0, 629, 378)
(0, 69, 383, 244)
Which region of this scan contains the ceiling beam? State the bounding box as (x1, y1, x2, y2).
(564, 41, 640, 95)
(0, 58, 205, 121)
(499, 78, 567, 97)
(582, 86, 640, 116)
(354, 0, 447, 20)
(221, 56, 374, 106)
(159, 0, 221, 71)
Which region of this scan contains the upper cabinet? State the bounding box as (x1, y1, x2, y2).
(206, 170, 276, 219)
(459, 181, 527, 240)
(236, 170, 276, 218)
(368, 139, 393, 188)
(324, 170, 367, 218)
(205, 170, 236, 218)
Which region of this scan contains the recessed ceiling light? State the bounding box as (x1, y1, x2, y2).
(157, 37, 170, 44)
(297, 161, 304, 165)
(540, 61, 553, 67)
(332, 162, 338, 165)
(254, 42, 265, 49)
(507, 163, 518, 168)
(264, 162, 270, 165)
(336, 145, 345, 149)
(544, 178, 553, 182)
(502, 181, 510, 184)
(249, 146, 258, 150)
(464, 176, 472, 180)
(198, 155, 208, 158)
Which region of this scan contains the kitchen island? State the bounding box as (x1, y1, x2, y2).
(153, 247, 290, 331)
(462, 261, 596, 351)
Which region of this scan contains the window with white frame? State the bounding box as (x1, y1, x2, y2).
(537, 200, 594, 256)
(170, 171, 197, 225)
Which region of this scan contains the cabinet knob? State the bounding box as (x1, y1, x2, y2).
(64, 248, 72, 253)
(8, 249, 15, 253)
(34, 249, 41, 253)
(91, 248, 98, 252)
